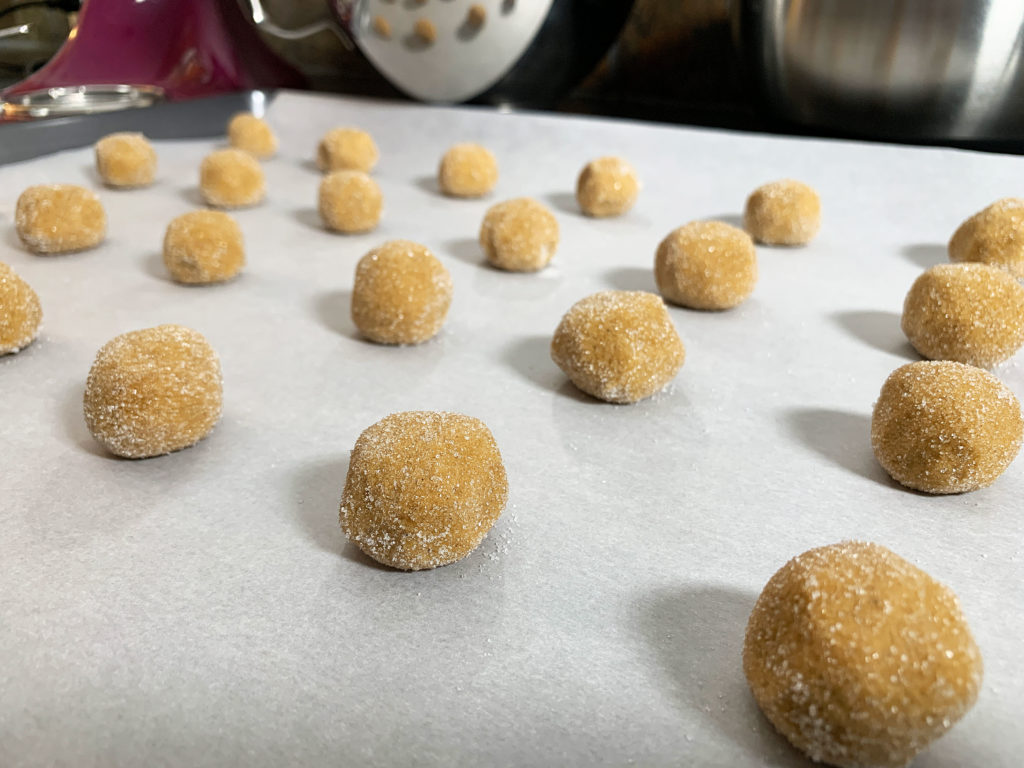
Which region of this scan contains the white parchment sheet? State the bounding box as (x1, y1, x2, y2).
(1, 91, 1021, 767)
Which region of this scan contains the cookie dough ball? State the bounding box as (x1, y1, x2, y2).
(551, 290, 685, 403)
(655, 220, 757, 310)
(0, 261, 42, 354)
(227, 112, 277, 159)
(744, 179, 821, 245)
(316, 127, 379, 173)
(902, 263, 1024, 367)
(479, 197, 559, 272)
(340, 411, 508, 570)
(318, 170, 382, 234)
(15, 184, 106, 254)
(199, 148, 265, 208)
(744, 541, 982, 768)
(351, 240, 453, 344)
(163, 210, 245, 284)
(949, 197, 1024, 278)
(575, 156, 639, 217)
(871, 360, 1023, 493)
(438, 143, 498, 198)
(94, 132, 157, 188)
(83, 325, 223, 459)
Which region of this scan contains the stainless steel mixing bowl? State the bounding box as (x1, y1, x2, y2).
(736, 0, 1024, 141)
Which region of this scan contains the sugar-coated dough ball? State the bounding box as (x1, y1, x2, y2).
(655, 220, 757, 309)
(576, 156, 639, 217)
(551, 290, 684, 403)
(163, 210, 245, 284)
(351, 240, 453, 344)
(339, 411, 508, 570)
(744, 179, 821, 245)
(318, 170, 382, 233)
(871, 360, 1023, 493)
(316, 127, 378, 173)
(479, 197, 559, 272)
(744, 541, 982, 768)
(199, 148, 265, 208)
(15, 184, 106, 254)
(227, 112, 277, 159)
(949, 197, 1024, 278)
(0, 261, 42, 354)
(902, 263, 1024, 367)
(83, 325, 223, 459)
(438, 143, 498, 198)
(94, 132, 157, 188)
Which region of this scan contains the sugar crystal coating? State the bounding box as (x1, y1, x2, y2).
(871, 360, 1023, 493)
(15, 184, 106, 254)
(318, 170, 382, 233)
(163, 210, 245, 284)
(949, 197, 1024, 278)
(744, 541, 983, 768)
(0, 261, 42, 354)
(901, 263, 1024, 367)
(655, 220, 758, 309)
(550, 290, 685, 403)
(744, 179, 821, 246)
(317, 127, 379, 173)
(479, 197, 559, 272)
(199, 149, 265, 208)
(227, 112, 277, 159)
(339, 411, 509, 571)
(575, 156, 639, 217)
(351, 239, 453, 344)
(83, 325, 223, 459)
(94, 132, 157, 188)
(439, 143, 498, 198)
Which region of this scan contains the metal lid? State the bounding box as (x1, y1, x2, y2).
(1, 84, 164, 120)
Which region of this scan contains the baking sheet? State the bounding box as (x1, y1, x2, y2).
(1, 91, 1021, 767)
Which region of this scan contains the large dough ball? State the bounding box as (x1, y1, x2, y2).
(83, 325, 223, 458)
(744, 541, 983, 768)
(479, 197, 559, 272)
(15, 184, 107, 254)
(438, 143, 498, 198)
(744, 179, 821, 245)
(575, 156, 639, 217)
(655, 220, 758, 310)
(163, 210, 245, 284)
(199, 148, 265, 208)
(901, 262, 1024, 367)
(318, 170, 382, 233)
(550, 290, 685, 403)
(339, 411, 508, 570)
(227, 112, 277, 159)
(317, 127, 379, 173)
(871, 360, 1023, 493)
(0, 261, 42, 354)
(948, 197, 1024, 278)
(94, 132, 157, 188)
(351, 240, 453, 344)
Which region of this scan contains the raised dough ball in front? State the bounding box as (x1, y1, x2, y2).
(199, 148, 265, 208)
(901, 262, 1024, 367)
(655, 220, 757, 309)
(744, 179, 821, 245)
(94, 132, 157, 188)
(871, 360, 1023, 493)
(575, 156, 639, 217)
(550, 290, 685, 403)
(227, 112, 278, 159)
(351, 239, 453, 344)
(317, 127, 379, 173)
(163, 210, 245, 284)
(318, 170, 382, 233)
(438, 143, 498, 198)
(15, 184, 107, 254)
(948, 197, 1024, 278)
(0, 261, 42, 354)
(744, 540, 983, 768)
(339, 411, 509, 570)
(82, 325, 223, 459)
(479, 197, 559, 272)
